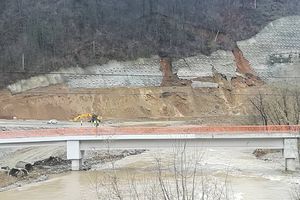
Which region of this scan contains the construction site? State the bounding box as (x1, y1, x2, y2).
(1, 2, 300, 199)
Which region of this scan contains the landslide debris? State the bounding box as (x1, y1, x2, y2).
(232, 47, 264, 87)
(0, 85, 237, 122)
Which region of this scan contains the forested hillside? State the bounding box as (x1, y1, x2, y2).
(0, 0, 299, 87)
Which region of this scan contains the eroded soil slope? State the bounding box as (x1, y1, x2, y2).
(0, 84, 254, 124)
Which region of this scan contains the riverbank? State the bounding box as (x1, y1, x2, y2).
(0, 146, 145, 192)
(1, 147, 300, 200)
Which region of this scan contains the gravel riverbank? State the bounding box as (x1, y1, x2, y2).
(0, 146, 145, 192)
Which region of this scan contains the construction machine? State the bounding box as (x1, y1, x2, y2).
(73, 113, 102, 123)
(73, 113, 92, 122)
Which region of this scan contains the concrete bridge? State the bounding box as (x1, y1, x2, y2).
(0, 125, 299, 171)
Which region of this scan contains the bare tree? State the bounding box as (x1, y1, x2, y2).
(89, 144, 233, 200)
(250, 92, 268, 125)
(250, 88, 300, 125)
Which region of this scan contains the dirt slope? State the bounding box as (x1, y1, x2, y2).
(0, 84, 253, 124)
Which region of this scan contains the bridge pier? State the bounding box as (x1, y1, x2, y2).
(284, 139, 298, 171)
(67, 140, 84, 171)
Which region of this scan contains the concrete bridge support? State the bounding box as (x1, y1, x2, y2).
(67, 140, 84, 171)
(284, 139, 298, 171)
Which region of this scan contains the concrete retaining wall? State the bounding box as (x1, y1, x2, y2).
(237, 15, 300, 86)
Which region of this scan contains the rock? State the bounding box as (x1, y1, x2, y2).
(1, 166, 10, 171)
(1, 127, 8, 131)
(15, 161, 33, 172)
(160, 92, 172, 98)
(9, 168, 28, 177)
(122, 150, 131, 157)
(33, 156, 71, 166)
(8, 168, 19, 177)
(35, 175, 48, 182)
(82, 165, 91, 171)
(253, 149, 268, 158)
(47, 119, 58, 124)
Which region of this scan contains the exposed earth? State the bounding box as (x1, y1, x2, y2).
(0, 83, 264, 125)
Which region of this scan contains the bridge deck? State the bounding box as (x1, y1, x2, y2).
(1, 125, 299, 171)
(0, 125, 300, 139)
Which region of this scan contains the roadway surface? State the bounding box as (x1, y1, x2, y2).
(0, 119, 299, 140)
(0, 119, 198, 131)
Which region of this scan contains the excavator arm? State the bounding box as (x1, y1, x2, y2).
(73, 113, 92, 122)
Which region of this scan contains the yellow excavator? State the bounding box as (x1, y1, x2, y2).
(73, 113, 102, 123)
(73, 113, 93, 122)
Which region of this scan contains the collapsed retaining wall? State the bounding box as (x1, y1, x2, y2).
(173, 50, 236, 81)
(7, 51, 237, 93)
(7, 53, 234, 93)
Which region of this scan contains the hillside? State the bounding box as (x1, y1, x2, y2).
(0, 84, 259, 124)
(1, 0, 300, 87)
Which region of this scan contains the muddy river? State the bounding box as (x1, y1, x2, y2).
(1, 148, 299, 200)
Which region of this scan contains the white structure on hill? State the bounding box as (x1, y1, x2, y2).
(238, 15, 300, 85)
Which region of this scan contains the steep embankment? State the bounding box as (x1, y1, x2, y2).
(0, 84, 254, 124)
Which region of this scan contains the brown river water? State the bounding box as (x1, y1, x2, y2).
(0, 148, 299, 200)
